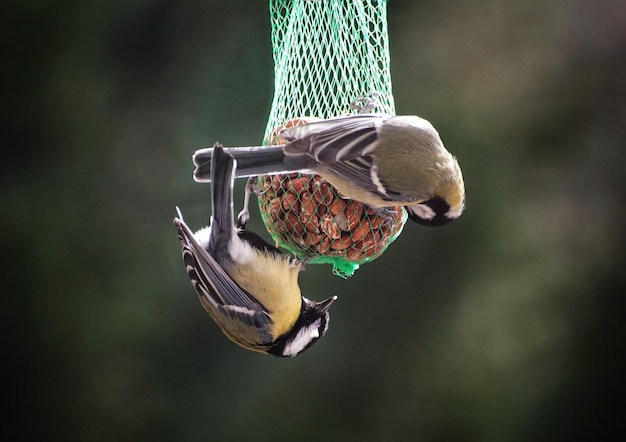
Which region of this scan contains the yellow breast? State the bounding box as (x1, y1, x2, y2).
(228, 250, 303, 340)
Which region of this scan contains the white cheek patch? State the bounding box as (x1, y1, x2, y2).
(283, 320, 322, 357)
(411, 203, 436, 220)
(446, 205, 464, 220)
(446, 195, 466, 220)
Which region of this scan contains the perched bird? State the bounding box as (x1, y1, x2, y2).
(193, 114, 465, 227)
(174, 144, 336, 357)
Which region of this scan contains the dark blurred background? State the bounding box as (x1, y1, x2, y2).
(5, 0, 625, 440)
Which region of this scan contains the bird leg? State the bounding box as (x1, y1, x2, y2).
(236, 177, 254, 228)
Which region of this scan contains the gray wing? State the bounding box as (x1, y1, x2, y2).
(281, 114, 386, 163)
(174, 215, 272, 332)
(324, 156, 392, 197)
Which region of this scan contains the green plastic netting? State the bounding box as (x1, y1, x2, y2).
(265, 0, 395, 130)
(256, 0, 407, 277)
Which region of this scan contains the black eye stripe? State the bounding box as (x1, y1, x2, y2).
(424, 196, 450, 215)
(408, 196, 456, 227)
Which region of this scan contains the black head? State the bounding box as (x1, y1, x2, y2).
(407, 196, 463, 227)
(268, 296, 337, 358)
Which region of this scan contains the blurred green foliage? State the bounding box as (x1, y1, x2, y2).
(4, 0, 625, 441)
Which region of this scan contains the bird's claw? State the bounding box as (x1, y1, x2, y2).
(350, 91, 382, 114)
(373, 206, 397, 221)
(236, 209, 250, 229)
(236, 177, 256, 229)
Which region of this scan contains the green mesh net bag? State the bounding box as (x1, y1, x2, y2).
(256, 0, 407, 278)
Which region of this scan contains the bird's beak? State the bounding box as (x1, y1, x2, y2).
(316, 295, 338, 313)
